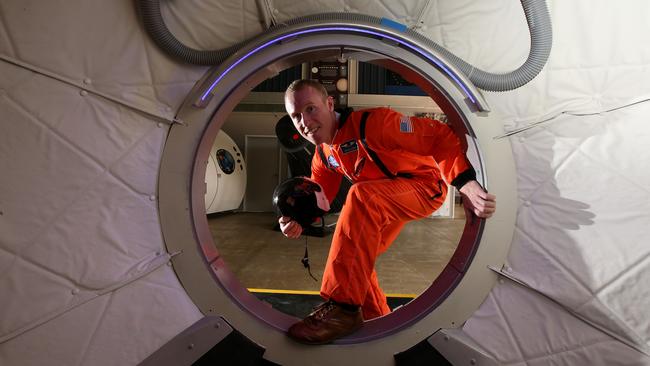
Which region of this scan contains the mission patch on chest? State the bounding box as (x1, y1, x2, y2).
(340, 140, 358, 154)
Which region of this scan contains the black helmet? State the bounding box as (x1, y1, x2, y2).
(275, 114, 309, 153)
(272, 177, 330, 228)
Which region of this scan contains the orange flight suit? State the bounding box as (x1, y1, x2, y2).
(311, 107, 475, 320)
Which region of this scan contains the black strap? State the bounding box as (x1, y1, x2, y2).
(431, 180, 444, 200)
(317, 145, 335, 171)
(359, 111, 412, 179)
(302, 236, 318, 282)
(337, 107, 354, 128)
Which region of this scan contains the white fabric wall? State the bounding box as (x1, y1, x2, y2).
(1, 0, 648, 365)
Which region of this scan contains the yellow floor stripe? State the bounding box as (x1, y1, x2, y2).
(247, 288, 417, 298)
(248, 288, 320, 295)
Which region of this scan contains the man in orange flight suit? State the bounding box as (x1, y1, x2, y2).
(279, 79, 496, 344)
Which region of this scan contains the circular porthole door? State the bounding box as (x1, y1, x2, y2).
(158, 17, 516, 365)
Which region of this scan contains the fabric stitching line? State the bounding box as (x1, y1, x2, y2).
(1, 94, 159, 283)
(525, 125, 650, 316)
(0, 7, 17, 57)
(1, 241, 164, 296)
(98, 79, 197, 88)
(412, 0, 433, 30)
(494, 274, 640, 365)
(572, 139, 650, 196)
(137, 273, 195, 293)
(4, 89, 105, 171)
(106, 119, 161, 196)
(0, 241, 86, 291)
(500, 96, 650, 138)
(592, 251, 650, 298)
(0, 96, 107, 262)
(514, 226, 594, 300)
(575, 296, 650, 352)
(7, 84, 157, 204)
(573, 260, 650, 350)
(434, 0, 450, 51)
(75, 292, 114, 366)
(8, 79, 160, 199)
(376, 1, 400, 22)
(488, 290, 528, 364)
(502, 236, 650, 356)
(240, 1, 245, 42)
(503, 339, 634, 366)
(0, 256, 90, 341)
(517, 124, 594, 205)
(0, 255, 170, 344)
(500, 100, 600, 135)
(0, 54, 175, 125)
(139, 21, 165, 108)
(548, 62, 650, 72)
(565, 134, 650, 300)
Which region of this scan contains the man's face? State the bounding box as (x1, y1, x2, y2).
(285, 86, 336, 145)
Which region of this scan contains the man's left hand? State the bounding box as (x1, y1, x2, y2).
(459, 180, 496, 219)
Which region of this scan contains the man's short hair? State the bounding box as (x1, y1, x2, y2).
(285, 79, 329, 100)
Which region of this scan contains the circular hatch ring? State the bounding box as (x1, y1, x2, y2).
(158, 18, 516, 365)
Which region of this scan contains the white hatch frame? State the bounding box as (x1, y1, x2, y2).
(157, 18, 516, 365)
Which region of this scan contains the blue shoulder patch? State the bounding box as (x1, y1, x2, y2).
(327, 155, 340, 168)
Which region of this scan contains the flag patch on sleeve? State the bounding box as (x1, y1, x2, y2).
(399, 116, 413, 133)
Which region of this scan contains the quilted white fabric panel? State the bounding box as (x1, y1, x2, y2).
(503, 107, 650, 350)
(161, 1, 266, 49)
(0, 0, 209, 113)
(483, 1, 650, 131)
(463, 281, 650, 365)
(0, 266, 200, 366)
(454, 0, 650, 361)
(0, 1, 204, 365)
(270, 0, 428, 24)
(418, 0, 531, 73)
(1, 0, 649, 365)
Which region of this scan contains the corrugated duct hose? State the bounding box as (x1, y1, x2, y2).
(136, 0, 552, 91)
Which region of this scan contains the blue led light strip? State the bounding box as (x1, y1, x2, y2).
(199, 26, 476, 105)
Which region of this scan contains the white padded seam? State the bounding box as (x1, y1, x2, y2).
(75, 293, 113, 366)
(514, 226, 593, 300)
(0, 253, 172, 343)
(0, 6, 17, 57)
(3, 90, 158, 249)
(593, 253, 650, 297)
(138, 26, 165, 108)
(503, 339, 637, 366)
(0, 55, 176, 125)
(573, 137, 650, 196)
(488, 290, 528, 364)
(517, 132, 587, 204)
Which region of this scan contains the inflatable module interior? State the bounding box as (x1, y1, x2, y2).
(1, 0, 649, 365)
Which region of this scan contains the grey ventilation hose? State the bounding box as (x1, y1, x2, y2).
(137, 0, 551, 92)
(425, 0, 553, 91)
(136, 0, 255, 66)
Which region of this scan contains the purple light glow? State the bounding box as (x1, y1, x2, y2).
(199, 26, 476, 105)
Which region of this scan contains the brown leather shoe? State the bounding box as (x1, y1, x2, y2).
(288, 301, 363, 344)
